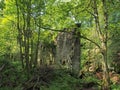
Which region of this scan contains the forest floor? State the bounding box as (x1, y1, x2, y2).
(0, 60, 120, 90)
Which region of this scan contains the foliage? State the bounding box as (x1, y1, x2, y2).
(0, 60, 119, 90)
(22, 67, 82, 90)
(0, 60, 27, 89)
(111, 84, 120, 90)
(0, 0, 18, 60)
(0, 0, 120, 90)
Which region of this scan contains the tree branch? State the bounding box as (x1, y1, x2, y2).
(40, 27, 68, 32)
(81, 35, 101, 49)
(0, 64, 5, 71)
(86, 9, 96, 18)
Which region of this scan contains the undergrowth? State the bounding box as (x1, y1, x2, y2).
(0, 60, 120, 90)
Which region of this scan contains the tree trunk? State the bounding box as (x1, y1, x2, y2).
(101, 0, 110, 89)
(92, 0, 110, 89)
(71, 30, 81, 75)
(101, 41, 110, 90)
(34, 22, 40, 67)
(15, 0, 24, 68)
(25, 0, 32, 78)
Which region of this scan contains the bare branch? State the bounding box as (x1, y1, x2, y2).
(86, 9, 96, 18)
(81, 35, 101, 49)
(40, 27, 68, 33)
(0, 64, 5, 71)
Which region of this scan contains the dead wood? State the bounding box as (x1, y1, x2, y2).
(0, 64, 5, 72)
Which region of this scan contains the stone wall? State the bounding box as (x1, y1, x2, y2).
(56, 28, 81, 74)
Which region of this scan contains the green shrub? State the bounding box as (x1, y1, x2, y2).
(111, 84, 120, 90)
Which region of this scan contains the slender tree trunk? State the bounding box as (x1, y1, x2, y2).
(101, 0, 110, 89)
(15, 0, 24, 68)
(30, 37, 34, 68)
(25, 0, 32, 77)
(92, 0, 110, 89)
(34, 22, 40, 67)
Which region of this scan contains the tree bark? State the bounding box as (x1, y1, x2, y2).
(71, 30, 81, 75)
(15, 0, 24, 68)
(92, 0, 110, 89)
(101, 0, 110, 89)
(34, 20, 41, 67)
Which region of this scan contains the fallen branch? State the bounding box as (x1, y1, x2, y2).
(0, 64, 5, 72)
